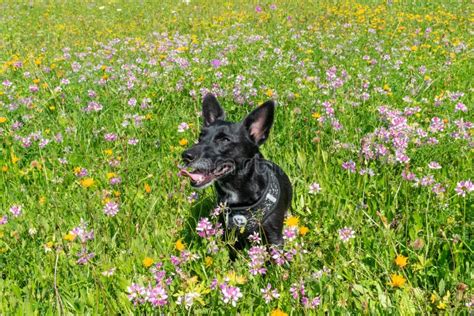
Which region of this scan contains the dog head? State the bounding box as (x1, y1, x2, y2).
(180, 93, 275, 188)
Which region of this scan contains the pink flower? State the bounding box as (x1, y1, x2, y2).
(177, 122, 189, 133)
(338, 227, 355, 242)
(103, 201, 119, 217)
(260, 283, 280, 303)
(0, 215, 8, 225)
(220, 283, 242, 307)
(309, 182, 321, 194)
(428, 161, 442, 169)
(455, 180, 474, 197)
(342, 160, 356, 173)
(9, 205, 22, 217)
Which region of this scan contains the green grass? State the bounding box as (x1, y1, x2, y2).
(0, 0, 473, 314)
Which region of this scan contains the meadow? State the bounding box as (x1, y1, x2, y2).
(0, 1, 473, 314)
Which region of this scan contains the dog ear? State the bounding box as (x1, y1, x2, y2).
(202, 93, 225, 126)
(242, 100, 275, 145)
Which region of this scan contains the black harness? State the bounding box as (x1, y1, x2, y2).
(223, 163, 281, 234)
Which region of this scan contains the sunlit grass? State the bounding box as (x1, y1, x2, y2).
(0, 0, 472, 314)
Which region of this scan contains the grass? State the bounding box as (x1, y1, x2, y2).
(0, 0, 473, 314)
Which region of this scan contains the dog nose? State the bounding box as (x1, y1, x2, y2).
(182, 150, 195, 163)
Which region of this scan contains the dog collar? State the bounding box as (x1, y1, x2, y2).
(224, 163, 280, 232)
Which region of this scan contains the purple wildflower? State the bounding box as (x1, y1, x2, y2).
(9, 205, 22, 217)
(342, 160, 356, 173)
(148, 285, 168, 307)
(455, 180, 474, 197)
(103, 201, 119, 217)
(0, 215, 8, 225)
(220, 283, 242, 307)
(309, 182, 321, 194)
(260, 283, 280, 303)
(338, 227, 355, 242)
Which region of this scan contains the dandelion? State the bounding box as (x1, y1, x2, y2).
(175, 239, 186, 252)
(338, 227, 355, 242)
(299, 226, 309, 236)
(394, 254, 408, 268)
(144, 183, 151, 193)
(80, 178, 94, 188)
(388, 274, 406, 288)
(9, 205, 22, 217)
(308, 182, 321, 194)
(271, 309, 288, 316)
(179, 138, 188, 146)
(143, 257, 154, 268)
(63, 232, 76, 241)
(285, 216, 299, 227)
(103, 201, 119, 217)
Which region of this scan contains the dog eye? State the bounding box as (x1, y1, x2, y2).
(216, 136, 231, 143)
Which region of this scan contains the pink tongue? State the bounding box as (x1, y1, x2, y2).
(180, 169, 206, 182)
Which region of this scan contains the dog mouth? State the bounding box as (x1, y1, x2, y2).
(179, 163, 235, 188)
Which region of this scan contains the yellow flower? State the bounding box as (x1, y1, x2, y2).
(285, 216, 299, 227)
(410, 45, 418, 52)
(430, 293, 438, 304)
(39, 196, 46, 205)
(205, 256, 213, 267)
(11, 155, 20, 164)
(437, 302, 446, 310)
(33, 78, 40, 84)
(312, 112, 321, 119)
(63, 232, 76, 241)
(106, 172, 116, 179)
(144, 183, 151, 193)
(270, 308, 288, 316)
(175, 239, 186, 252)
(0, 117, 7, 123)
(1, 166, 8, 172)
(265, 89, 274, 97)
(104, 149, 113, 156)
(389, 274, 406, 288)
(299, 226, 309, 236)
(383, 84, 391, 91)
(179, 138, 188, 146)
(80, 178, 95, 188)
(395, 254, 408, 268)
(143, 257, 154, 268)
(226, 271, 247, 285)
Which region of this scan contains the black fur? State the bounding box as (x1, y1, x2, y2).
(181, 93, 292, 250)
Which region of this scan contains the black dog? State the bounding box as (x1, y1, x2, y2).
(180, 93, 292, 251)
